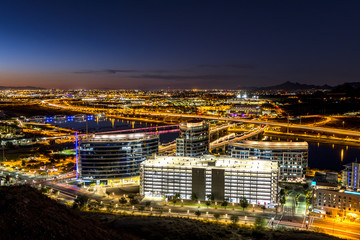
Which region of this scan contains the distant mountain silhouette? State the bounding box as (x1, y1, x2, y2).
(329, 83, 360, 96)
(244, 81, 332, 91)
(0, 86, 45, 90)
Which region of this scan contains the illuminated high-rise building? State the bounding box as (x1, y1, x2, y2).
(78, 133, 158, 185)
(229, 140, 308, 180)
(176, 120, 209, 157)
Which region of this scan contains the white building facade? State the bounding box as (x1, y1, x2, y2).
(140, 156, 279, 205)
(229, 141, 308, 180)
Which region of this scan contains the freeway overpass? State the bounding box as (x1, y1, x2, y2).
(210, 126, 266, 149)
(158, 123, 239, 154)
(42, 99, 360, 138)
(135, 112, 360, 138)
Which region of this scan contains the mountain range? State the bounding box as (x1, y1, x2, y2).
(0, 86, 45, 90)
(242, 81, 360, 91)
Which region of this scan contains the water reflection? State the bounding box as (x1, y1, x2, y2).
(265, 135, 360, 171)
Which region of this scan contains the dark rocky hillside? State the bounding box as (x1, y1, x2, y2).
(0, 185, 120, 240)
(0, 185, 343, 240)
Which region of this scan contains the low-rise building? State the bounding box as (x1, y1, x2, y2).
(313, 189, 360, 216)
(311, 172, 339, 190)
(140, 155, 279, 205)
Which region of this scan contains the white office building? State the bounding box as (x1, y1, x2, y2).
(140, 155, 279, 205)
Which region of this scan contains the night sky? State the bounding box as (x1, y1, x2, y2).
(1, 1, 360, 89)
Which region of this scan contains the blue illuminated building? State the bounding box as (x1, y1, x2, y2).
(78, 133, 158, 185)
(342, 162, 360, 190)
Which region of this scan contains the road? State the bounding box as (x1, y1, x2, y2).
(43, 99, 360, 138)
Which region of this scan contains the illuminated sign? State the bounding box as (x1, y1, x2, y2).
(344, 191, 360, 196)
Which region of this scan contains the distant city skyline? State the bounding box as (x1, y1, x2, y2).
(1, 1, 360, 89)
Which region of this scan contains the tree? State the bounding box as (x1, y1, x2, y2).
(95, 200, 103, 209)
(295, 194, 300, 205)
(230, 215, 239, 225)
(145, 201, 151, 208)
(280, 195, 287, 206)
(254, 216, 267, 230)
(130, 199, 139, 205)
(137, 206, 145, 213)
(221, 200, 228, 209)
(207, 194, 214, 202)
(73, 195, 89, 210)
(261, 205, 266, 212)
(195, 210, 201, 218)
(239, 197, 249, 211)
(5, 142, 14, 149)
(191, 193, 198, 202)
(119, 197, 127, 205)
(280, 188, 286, 197)
(171, 193, 180, 205)
(213, 213, 221, 222)
(107, 202, 115, 212)
(105, 191, 111, 198)
(41, 187, 50, 194)
(205, 201, 211, 208)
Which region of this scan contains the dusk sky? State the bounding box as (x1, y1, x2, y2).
(1, 1, 360, 89)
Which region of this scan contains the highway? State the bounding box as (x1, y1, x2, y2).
(210, 126, 266, 149)
(42, 99, 360, 138)
(136, 112, 360, 138)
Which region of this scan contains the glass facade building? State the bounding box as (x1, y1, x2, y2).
(78, 133, 158, 185)
(229, 141, 308, 180)
(140, 155, 279, 205)
(342, 162, 360, 190)
(176, 120, 209, 157)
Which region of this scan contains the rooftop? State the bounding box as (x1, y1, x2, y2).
(230, 140, 308, 150)
(179, 120, 208, 129)
(80, 133, 158, 142)
(142, 155, 278, 172)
